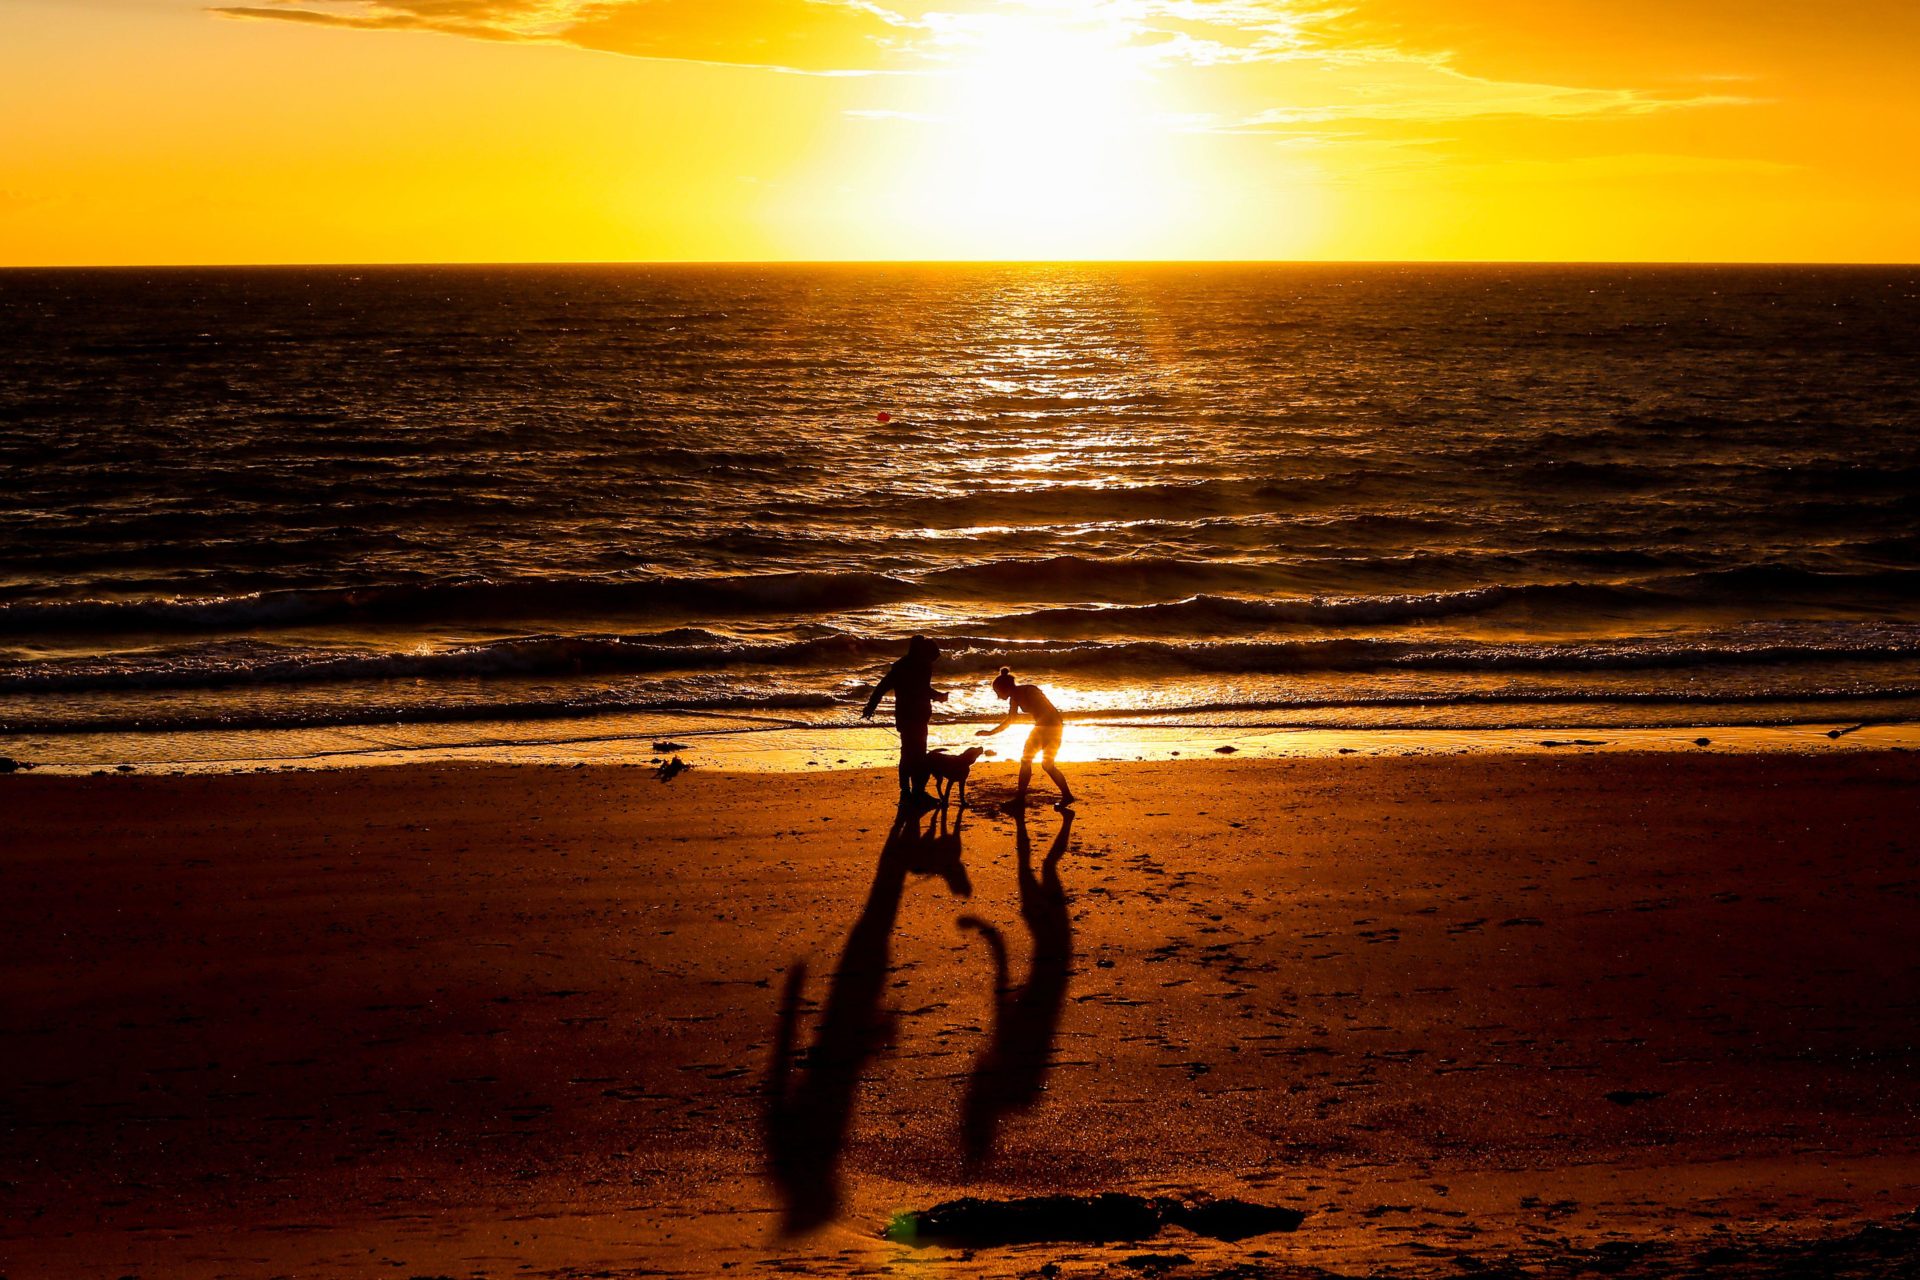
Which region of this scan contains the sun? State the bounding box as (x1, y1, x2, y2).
(895, 12, 1191, 258)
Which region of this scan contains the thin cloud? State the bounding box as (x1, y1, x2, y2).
(1217, 83, 1751, 130)
(209, 0, 1757, 130)
(0, 189, 51, 215)
(1474, 151, 1805, 183)
(209, 0, 915, 71)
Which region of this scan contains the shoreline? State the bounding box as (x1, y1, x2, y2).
(7, 753, 1920, 1278)
(5, 710, 1917, 774)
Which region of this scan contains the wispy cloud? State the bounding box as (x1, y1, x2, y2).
(1474, 151, 1805, 183)
(209, 0, 1755, 127)
(0, 188, 51, 216)
(209, 0, 914, 71)
(1213, 78, 1749, 130)
(212, 0, 586, 41)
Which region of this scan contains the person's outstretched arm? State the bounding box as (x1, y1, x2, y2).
(976, 712, 1018, 737)
(861, 667, 896, 719)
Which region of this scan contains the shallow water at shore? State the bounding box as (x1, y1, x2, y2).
(8, 710, 1916, 774)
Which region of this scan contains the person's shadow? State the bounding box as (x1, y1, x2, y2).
(762, 803, 971, 1234)
(956, 807, 1075, 1169)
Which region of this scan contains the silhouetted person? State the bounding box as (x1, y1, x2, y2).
(862, 635, 948, 807)
(957, 806, 1074, 1168)
(978, 665, 1075, 810)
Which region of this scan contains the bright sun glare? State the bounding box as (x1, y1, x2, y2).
(901, 14, 1189, 257)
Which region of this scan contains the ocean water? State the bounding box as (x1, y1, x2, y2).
(2, 264, 1917, 760)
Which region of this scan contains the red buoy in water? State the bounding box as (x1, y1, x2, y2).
(876, 411, 892, 423)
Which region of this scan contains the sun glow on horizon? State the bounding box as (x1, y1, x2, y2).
(887, 13, 1199, 258)
(2, 1, 1918, 264)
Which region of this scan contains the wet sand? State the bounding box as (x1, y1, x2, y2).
(4, 753, 1919, 1278)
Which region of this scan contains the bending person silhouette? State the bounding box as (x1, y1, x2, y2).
(862, 635, 948, 808)
(978, 666, 1076, 810)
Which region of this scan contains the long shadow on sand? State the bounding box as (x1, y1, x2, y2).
(957, 806, 1075, 1169)
(763, 803, 971, 1234)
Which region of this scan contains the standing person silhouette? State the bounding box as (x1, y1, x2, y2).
(978, 666, 1076, 811)
(861, 635, 948, 808)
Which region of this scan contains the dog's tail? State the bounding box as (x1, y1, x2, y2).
(957, 915, 1010, 992)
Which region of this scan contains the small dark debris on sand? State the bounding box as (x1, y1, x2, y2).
(1002, 1210, 1920, 1279)
(883, 1194, 1305, 1247)
(1539, 739, 1609, 748)
(0, 756, 21, 773)
(651, 740, 691, 752)
(655, 756, 690, 782)
(1214, 745, 1238, 755)
(1695, 737, 1713, 746)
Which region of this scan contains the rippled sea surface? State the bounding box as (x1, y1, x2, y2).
(2, 264, 1917, 747)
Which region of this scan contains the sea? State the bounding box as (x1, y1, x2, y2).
(2, 264, 1917, 767)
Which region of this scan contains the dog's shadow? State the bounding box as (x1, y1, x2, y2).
(901, 799, 970, 898)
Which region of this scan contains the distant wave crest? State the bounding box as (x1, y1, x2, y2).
(8, 626, 1917, 697)
(0, 572, 921, 636)
(5, 561, 1914, 638)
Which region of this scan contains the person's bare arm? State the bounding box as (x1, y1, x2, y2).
(861, 668, 896, 719)
(976, 714, 1017, 737)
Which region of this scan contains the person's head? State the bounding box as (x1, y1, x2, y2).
(992, 666, 1017, 700)
(907, 634, 940, 664)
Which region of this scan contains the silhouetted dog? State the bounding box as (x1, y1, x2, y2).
(923, 745, 984, 810)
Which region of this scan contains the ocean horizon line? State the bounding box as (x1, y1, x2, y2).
(5, 257, 1920, 272)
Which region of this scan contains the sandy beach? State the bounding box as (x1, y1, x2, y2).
(5, 751, 1919, 1278)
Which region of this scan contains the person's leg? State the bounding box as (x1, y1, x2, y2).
(1041, 726, 1072, 801)
(1043, 757, 1073, 803)
(1015, 727, 1040, 805)
(898, 720, 929, 799)
(898, 721, 929, 802)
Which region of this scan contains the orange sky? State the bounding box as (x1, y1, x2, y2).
(1, 0, 1916, 263)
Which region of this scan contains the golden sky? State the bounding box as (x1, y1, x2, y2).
(2, 0, 1916, 263)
